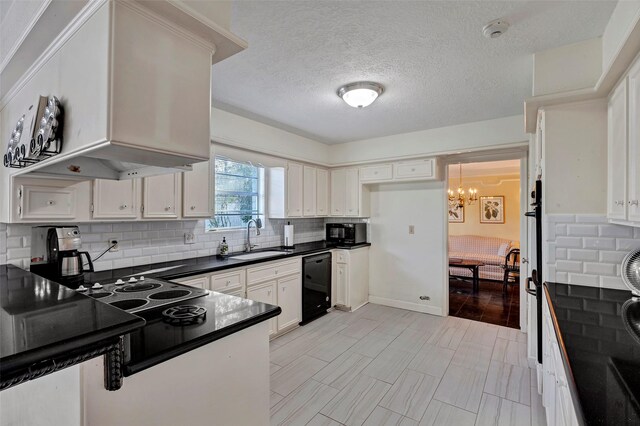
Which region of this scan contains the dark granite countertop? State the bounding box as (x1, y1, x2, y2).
(545, 282, 640, 425)
(0, 264, 145, 377)
(122, 291, 281, 375)
(87, 241, 371, 283)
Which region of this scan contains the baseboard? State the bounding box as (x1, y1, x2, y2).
(368, 296, 443, 316)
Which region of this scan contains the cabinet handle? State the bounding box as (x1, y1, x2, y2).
(630, 200, 639, 206)
(275, 269, 278, 274)
(119, 204, 128, 210)
(374, 171, 378, 175)
(615, 200, 625, 206)
(165, 206, 171, 211)
(47, 200, 55, 206)
(282, 287, 285, 292)
(191, 206, 196, 210)
(226, 280, 231, 285)
(411, 168, 416, 172)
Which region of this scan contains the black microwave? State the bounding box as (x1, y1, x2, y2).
(326, 223, 367, 246)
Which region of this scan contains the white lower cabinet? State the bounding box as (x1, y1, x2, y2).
(210, 268, 245, 294)
(276, 274, 301, 331)
(333, 247, 369, 312)
(246, 258, 302, 338)
(173, 275, 208, 289)
(542, 290, 579, 426)
(247, 281, 277, 337)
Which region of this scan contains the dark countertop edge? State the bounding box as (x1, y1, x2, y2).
(1, 314, 145, 376)
(160, 242, 371, 281)
(543, 282, 587, 426)
(123, 305, 281, 376)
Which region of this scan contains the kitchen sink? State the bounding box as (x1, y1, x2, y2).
(230, 251, 287, 261)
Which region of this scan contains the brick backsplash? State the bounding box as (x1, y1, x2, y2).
(545, 214, 640, 290)
(0, 218, 327, 271)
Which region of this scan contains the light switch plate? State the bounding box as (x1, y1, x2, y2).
(184, 232, 195, 244)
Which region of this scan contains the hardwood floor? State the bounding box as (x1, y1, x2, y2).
(449, 278, 520, 329)
(270, 304, 545, 426)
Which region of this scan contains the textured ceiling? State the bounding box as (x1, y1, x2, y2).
(211, 1, 616, 144)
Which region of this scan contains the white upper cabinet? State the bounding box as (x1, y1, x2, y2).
(393, 159, 437, 180)
(316, 168, 329, 216)
(608, 80, 628, 221)
(627, 58, 640, 222)
(287, 163, 303, 217)
(607, 54, 640, 225)
(331, 168, 369, 217)
(92, 179, 139, 219)
(10, 177, 91, 222)
(183, 160, 212, 218)
(303, 166, 317, 216)
(143, 174, 181, 218)
(345, 168, 360, 216)
(359, 164, 393, 182)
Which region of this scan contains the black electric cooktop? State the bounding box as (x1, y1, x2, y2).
(545, 282, 640, 425)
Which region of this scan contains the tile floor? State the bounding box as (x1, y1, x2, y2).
(270, 303, 545, 426)
(449, 278, 520, 329)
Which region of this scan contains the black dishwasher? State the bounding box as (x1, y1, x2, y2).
(301, 253, 332, 325)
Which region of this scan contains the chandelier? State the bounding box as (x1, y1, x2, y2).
(448, 163, 478, 208)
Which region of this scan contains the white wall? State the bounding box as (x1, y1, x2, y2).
(543, 99, 607, 215)
(602, 1, 640, 74)
(368, 182, 446, 316)
(211, 108, 330, 165)
(533, 38, 602, 96)
(329, 115, 527, 166)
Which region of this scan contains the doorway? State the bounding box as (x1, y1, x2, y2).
(446, 159, 522, 329)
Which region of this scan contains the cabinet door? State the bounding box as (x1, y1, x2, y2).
(303, 166, 317, 216)
(608, 80, 628, 220)
(331, 169, 346, 216)
(335, 263, 348, 307)
(92, 179, 138, 219)
(277, 274, 301, 331)
(316, 168, 329, 216)
(143, 173, 180, 218)
(360, 164, 393, 182)
(19, 185, 77, 220)
(247, 281, 277, 337)
(183, 160, 211, 218)
(628, 59, 640, 221)
(345, 168, 359, 216)
(287, 163, 303, 217)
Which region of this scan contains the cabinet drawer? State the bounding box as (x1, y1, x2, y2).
(335, 251, 348, 264)
(359, 164, 393, 182)
(211, 269, 245, 292)
(247, 259, 301, 285)
(174, 275, 208, 289)
(393, 159, 435, 180)
(20, 185, 76, 219)
(220, 288, 245, 298)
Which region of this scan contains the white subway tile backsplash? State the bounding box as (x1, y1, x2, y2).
(1, 218, 327, 272)
(546, 214, 640, 290)
(582, 237, 616, 250)
(566, 224, 598, 237)
(583, 262, 616, 276)
(555, 237, 582, 249)
(556, 260, 583, 273)
(567, 273, 599, 287)
(598, 224, 634, 238)
(567, 249, 599, 262)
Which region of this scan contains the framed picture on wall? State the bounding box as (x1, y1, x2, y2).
(480, 196, 505, 224)
(448, 204, 464, 223)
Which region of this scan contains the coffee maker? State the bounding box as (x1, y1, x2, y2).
(31, 226, 94, 287)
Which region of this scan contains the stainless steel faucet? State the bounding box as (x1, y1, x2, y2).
(245, 218, 262, 252)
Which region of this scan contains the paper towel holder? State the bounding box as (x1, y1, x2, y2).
(283, 221, 295, 249)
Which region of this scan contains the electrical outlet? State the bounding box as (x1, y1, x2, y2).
(184, 232, 195, 245)
(108, 240, 119, 252)
(409, 225, 415, 235)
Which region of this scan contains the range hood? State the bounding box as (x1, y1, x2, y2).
(6, 0, 247, 181)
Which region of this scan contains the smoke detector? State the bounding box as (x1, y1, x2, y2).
(483, 19, 509, 39)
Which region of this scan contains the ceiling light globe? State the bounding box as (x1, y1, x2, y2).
(337, 82, 384, 108)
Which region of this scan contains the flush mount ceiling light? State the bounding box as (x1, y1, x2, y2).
(337, 82, 384, 108)
(482, 19, 509, 39)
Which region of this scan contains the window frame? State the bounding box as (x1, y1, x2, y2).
(205, 156, 265, 232)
